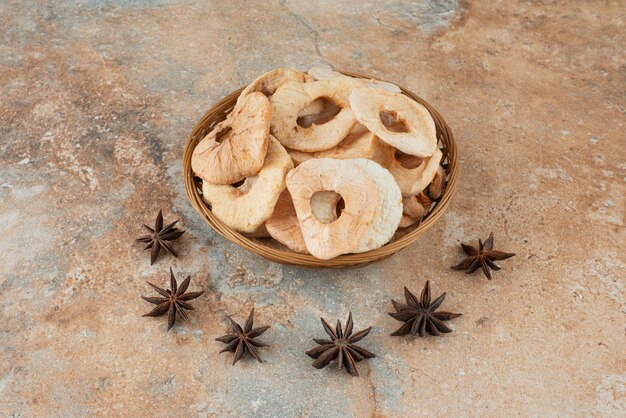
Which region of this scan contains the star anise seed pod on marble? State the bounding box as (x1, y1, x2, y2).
(136, 209, 185, 265)
(389, 280, 462, 337)
(451, 232, 515, 279)
(305, 312, 376, 377)
(216, 309, 270, 365)
(141, 267, 204, 331)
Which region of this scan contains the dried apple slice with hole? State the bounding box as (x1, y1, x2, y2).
(349, 87, 437, 157)
(192, 92, 271, 185)
(237, 68, 312, 105)
(201, 136, 293, 233)
(286, 158, 402, 259)
(270, 80, 358, 152)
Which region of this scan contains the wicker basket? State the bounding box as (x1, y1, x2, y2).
(183, 71, 458, 269)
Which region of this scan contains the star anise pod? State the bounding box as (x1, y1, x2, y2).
(451, 232, 515, 279)
(141, 267, 204, 331)
(305, 312, 376, 377)
(216, 309, 270, 365)
(136, 209, 185, 265)
(389, 280, 461, 337)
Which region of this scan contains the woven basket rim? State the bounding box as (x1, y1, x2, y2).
(183, 70, 458, 268)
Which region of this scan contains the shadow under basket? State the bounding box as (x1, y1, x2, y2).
(183, 71, 458, 269)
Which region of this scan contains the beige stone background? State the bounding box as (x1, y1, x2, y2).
(1, 0, 624, 416)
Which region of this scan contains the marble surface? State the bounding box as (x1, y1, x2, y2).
(1, 0, 624, 416)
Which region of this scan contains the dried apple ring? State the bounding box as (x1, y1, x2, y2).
(349, 87, 437, 157)
(237, 68, 312, 105)
(192, 92, 271, 185)
(286, 158, 402, 259)
(201, 136, 293, 233)
(270, 80, 358, 152)
(386, 148, 443, 196)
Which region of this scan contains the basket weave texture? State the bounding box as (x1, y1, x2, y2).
(183, 71, 458, 268)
